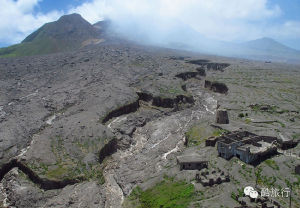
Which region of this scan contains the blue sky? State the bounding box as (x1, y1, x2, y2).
(36, 0, 86, 13)
(0, 0, 300, 50)
(272, 0, 300, 20)
(274, 0, 300, 49)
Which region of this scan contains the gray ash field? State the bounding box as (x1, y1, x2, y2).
(0, 41, 299, 208)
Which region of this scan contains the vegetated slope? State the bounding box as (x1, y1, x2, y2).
(0, 13, 101, 57)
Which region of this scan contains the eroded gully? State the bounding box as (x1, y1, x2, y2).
(103, 84, 218, 208)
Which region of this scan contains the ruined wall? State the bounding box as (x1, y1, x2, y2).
(235, 147, 255, 164)
(205, 136, 219, 146)
(179, 162, 207, 170)
(260, 136, 278, 144)
(217, 141, 243, 160)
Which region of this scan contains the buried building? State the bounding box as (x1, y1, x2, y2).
(215, 131, 279, 164)
(177, 154, 208, 170)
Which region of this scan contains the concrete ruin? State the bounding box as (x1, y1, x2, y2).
(207, 131, 279, 164)
(278, 133, 298, 150)
(206, 130, 298, 164)
(205, 136, 219, 147)
(217, 131, 278, 164)
(177, 154, 208, 170)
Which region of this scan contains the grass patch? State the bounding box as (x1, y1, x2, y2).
(0, 37, 81, 57)
(158, 85, 187, 97)
(292, 133, 300, 140)
(130, 61, 145, 67)
(256, 168, 277, 187)
(212, 129, 228, 137)
(185, 126, 207, 146)
(185, 125, 227, 147)
(27, 136, 106, 184)
(46, 165, 69, 179)
(231, 188, 244, 201)
(250, 104, 278, 113)
(264, 159, 280, 171)
(43, 161, 105, 184)
(126, 177, 194, 208)
(276, 121, 286, 128)
(245, 118, 251, 124)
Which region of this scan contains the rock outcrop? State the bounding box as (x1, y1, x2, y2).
(101, 100, 140, 124)
(186, 60, 230, 72)
(205, 80, 229, 94)
(175, 72, 201, 81)
(137, 91, 194, 109)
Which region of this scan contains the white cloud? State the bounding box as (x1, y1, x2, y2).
(69, 0, 300, 43)
(68, 0, 107, 23)
(0, 0, 62, 45)
(269, 21, 300, 39)
(0, 0, 299, 47)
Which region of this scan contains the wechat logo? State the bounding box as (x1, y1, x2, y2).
(244, 186, 258, 199)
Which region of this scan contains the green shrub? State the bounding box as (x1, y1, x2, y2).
(238, 113, 245, 118)
(128, 177, 195, 208)
(265, 159, 279, 171)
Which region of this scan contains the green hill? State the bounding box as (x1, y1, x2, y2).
(0, 13, 100, 57)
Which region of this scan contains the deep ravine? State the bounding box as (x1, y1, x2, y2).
(102, 83, 218, 208)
